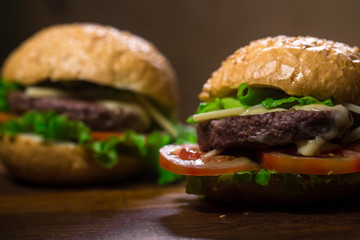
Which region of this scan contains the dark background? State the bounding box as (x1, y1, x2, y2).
(1, 0, 360, 121)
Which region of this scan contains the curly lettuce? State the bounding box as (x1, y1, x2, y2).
(1, 111, 92, 143)
(187, 83, 333, 123)
(0, 79, 21, 112)
(0, 110, 196, 184)
(186, 170, 360, 195)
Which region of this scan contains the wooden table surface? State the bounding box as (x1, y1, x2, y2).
(1, 162, 360, 240)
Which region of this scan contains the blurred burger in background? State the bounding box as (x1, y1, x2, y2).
(160, 36, 360, 203)
(0, 23, 194, 185)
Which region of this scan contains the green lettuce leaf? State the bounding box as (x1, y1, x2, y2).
(283, 174, 307, 194)
(188, 83, 333, 121)
(187, 101, 222, 124)
(255, 169, 271, 186)
(0, 110, 196, 184)
(173, 122, 197, 144)
(144, 131, 174, 183)
(186, 170, 360, 195)
(218, 174, 235, 184)
(0, 111, 92, 143)
(237, 83, 285, 106)
(89, 130, 150, 169)
(262, 96, 333, 109)
(185, 176, 203, 195)
(156, 123, 197, 184)
(90, 137, 120, 168)
(197, 101, 223, 113)
(0, 78, 21, 112)
(218, 97, 243, 109)
(89, 127, 194, 184)
(234, 171, 253, 183)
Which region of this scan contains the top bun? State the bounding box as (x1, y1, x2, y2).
(2, 23, 178, 110)
(199, 36, 360, 105)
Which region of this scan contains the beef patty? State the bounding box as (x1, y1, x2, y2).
(196, 108, 351, 152)
(7, 91, 149, 132)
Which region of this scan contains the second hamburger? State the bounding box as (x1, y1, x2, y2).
(0, 23, 192, 184)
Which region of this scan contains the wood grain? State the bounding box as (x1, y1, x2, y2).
(1, 165, 360, 239)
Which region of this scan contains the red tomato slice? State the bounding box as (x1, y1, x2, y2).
(0, 112, 14, 123)
(91, 131, 123, 140)
(159, 144, 261, 176)
(260, 149, 360, 175)
(0, 111, 124, 141)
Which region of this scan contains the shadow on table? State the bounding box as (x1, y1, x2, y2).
(159, 193, 360, 240)
(0, 168, 168, 194)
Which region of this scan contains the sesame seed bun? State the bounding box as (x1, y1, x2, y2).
(199, 36, 360, 105)
(2, 23, 178, 110)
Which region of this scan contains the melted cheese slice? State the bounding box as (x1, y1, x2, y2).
(193, 105, 286, 122)
(97, 100, 151, 129)
(25, 87, 68, 98)
(192, 103, 341, 122)
(296, 105, 350, 156)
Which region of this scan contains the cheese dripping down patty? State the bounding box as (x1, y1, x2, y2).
(294, 105, 350, 156)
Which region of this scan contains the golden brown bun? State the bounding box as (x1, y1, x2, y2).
(199, 36, 360, 105)
(0, 134, 145, 185)
(2, 23, 178, 110)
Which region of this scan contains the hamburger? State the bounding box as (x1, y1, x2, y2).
(160, 36, 360, 203)
(0, 23, 192, 185)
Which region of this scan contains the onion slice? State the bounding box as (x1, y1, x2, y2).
(193, 107, 246, 122)
(343, 102, 360, 115)
(348, 127, 360, 143)
(201, 148, 223, 159)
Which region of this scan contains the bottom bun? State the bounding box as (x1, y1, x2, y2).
(187, 175, 360, 204)
(0, 134, 146, 185)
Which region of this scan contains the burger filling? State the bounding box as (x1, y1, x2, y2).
(158, 83, 360, 195)
(189, 83, 355, 156)
(0, 79, 196, 184)
(7, 90, 150, 132)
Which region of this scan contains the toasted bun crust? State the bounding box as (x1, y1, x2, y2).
(0, 134, 145, 184)
(2, 23, 178, 109)
(194, 175, 360, 204)
(199, 36, 360, 105)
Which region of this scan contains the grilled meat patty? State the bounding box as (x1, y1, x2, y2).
(7, 91, 149, 132)
(196, 109, 351, 152)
